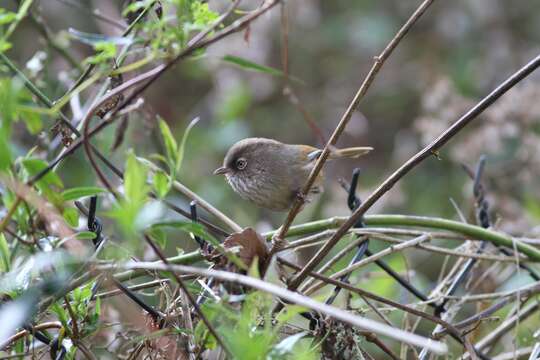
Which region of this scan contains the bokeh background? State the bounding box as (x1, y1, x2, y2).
(4, 0, 540, 355)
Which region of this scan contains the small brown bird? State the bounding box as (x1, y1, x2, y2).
(214, 138, 372, 211)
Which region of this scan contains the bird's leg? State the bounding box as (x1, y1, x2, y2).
(271, 226, 288, 252)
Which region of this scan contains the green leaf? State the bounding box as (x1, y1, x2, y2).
(86, 41, 118, 65)
(21, 158, 63, 188)
(108, 151, 150, 237)
(19, 109, 42, 134)
(51, 302, 69, 328)
(62, 207, 79, 227)
(75, 231, 97, 240)
(158, 117, 178, 169)
(191, 1, 219, 27)
(0, 127, 11, 172)
(222, 55, 284, 77)
(0, 39, 12, 53)
(0, 233, 10, 272)
(176, 117, 199, 173)
(124, 151, 149, 204)
(0, 10, 17, 26)
(0, 78, 17, 127)
(148, 227, 167, 249)
(3, 0, 33, 39)
(62, 186, 106, 201)
(152, 170, 169, 199)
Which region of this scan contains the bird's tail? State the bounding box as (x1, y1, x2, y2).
(329, 146, 373, 159)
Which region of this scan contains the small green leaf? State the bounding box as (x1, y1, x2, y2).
(0, 77, 17, 128)
(158, 117, 178, 168)
(19, 109, 42, 134)
(222, 55, 284, 77)
(148, 227, 167, 249)
(0, 233, 10, 272)
(108, 151, 150, 236)
(191, 1, 219, 27)
(85, 41, 118, 65)
(0, 128, 11, 172)
(51, 302, 69, 328)
(62, 207, 79, 227)
(0, 10, 17, 25)
(176, 117, 199, 173)
(0, 39, 12, 53)
(21, 158, 63, 188)
(62, 186, 106, 201)
(152, 170, 169, 199)
(124, 151, 149, 205)
(75, 231, 97, 240)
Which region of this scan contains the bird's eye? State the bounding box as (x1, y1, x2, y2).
(235, 157, 247, 170)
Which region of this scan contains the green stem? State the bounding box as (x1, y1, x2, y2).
(114, 250, 204, 282)
(0, 52, 55, 107)
(263, 214, 540, 262)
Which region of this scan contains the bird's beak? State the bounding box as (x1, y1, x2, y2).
(213, 166, 230, 175)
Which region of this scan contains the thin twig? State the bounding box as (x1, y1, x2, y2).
(277, 257, 470, 350)
(0, 322, 62, 350)
(99, 262, 448, 354)
(96, 279, 170, 299)
(441, 281, 540, 303)
(462, 300, 540, 359)
(302, 234, 431, 295)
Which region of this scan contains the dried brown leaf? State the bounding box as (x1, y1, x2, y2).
(222, 227, 268, 271)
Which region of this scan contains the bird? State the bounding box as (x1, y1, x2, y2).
(214, 137, 372, 211)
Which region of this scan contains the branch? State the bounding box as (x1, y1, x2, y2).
(101, 262, 448, 355)
(301, 234, 431, 295)
(262, 214, 540, 261)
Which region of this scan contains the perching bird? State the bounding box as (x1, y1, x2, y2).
(214, 138, 372, 211)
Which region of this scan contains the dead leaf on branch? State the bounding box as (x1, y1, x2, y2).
(216, 227, 269, 273)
